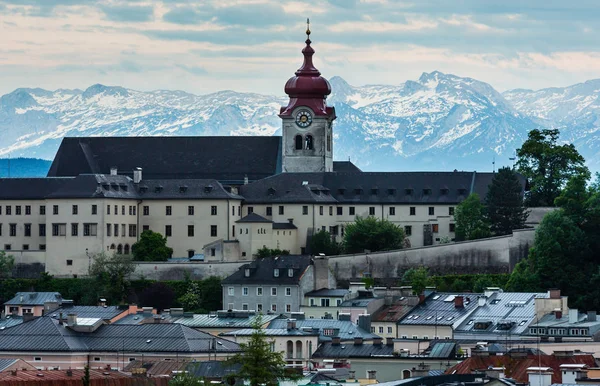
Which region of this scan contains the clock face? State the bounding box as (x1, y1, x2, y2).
(295, 110, 313, 128)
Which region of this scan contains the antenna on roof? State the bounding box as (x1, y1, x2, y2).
(492, 156, 495, 173)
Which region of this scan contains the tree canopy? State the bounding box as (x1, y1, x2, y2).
(454, 193, 491, 241)
(485, 167, 529, 235)
(254, 247, 289, 259)
(228, 315, 300, 386)
(516, 128, 587, 207)
(132, 230, 173, 261)
(88, 252, 136, 303)
(0, 251, 14, 278)
(343, 216, 405, 253)
(402, 267, 430, 295)
(309, 230, 342, 256)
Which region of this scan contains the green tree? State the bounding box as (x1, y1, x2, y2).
(254, 247, 290, 259)
(505, 258, 541, 292)
(516, 128, 588, 207)
(132, 230, 173, 261)
(169, 372, 204, 386)
(82, 365, 90, 386)
(402, 267, 430, 295)
(485, 167, 529, 235)
(88, 252, 136, 303)
(454, 193, 491, 241)
(343, 216, 405, 253)
(309, 230, 342, 256)
(0, 251, 15, 278)
(178, 281, 202, 312)
(228, 315, 300, 386)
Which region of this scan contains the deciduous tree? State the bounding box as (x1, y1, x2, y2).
(0, 251, 14, 278)
(132, 230, 173, 261)
(516, 128, 587, 207)
(454, 194, 491, 241)
(309, 230, 342, 256)
(343, 216, 405, 253)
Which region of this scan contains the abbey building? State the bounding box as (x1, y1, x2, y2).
(0, 32, 511, 276)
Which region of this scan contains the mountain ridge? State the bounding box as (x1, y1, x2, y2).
(1, 71, 599, 172)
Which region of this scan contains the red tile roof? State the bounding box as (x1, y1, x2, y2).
(0, 369, 168, 386)
(446, 354, 597, 384)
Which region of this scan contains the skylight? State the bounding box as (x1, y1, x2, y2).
(433, 295, 441, 300)
(443, 295, 456, 302)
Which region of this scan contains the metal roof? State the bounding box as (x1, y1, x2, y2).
(173, 313, 280, 328)
(311, 342, 395, 359)
(305, 289, 350, 298)
(0, 359, 18, 372)
(50, 306, 126, 321)
(4, 292, 63, 306)
(0, 316, 241, 353)
(398, 293, 479, 326)
(268, 318, 378, 342)
(0, 316, 23, 330)
(222, 328, 318, 337)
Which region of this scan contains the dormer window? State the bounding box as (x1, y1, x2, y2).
(354, 188, 362, 195)
(288, 268, 294, 277)
(274, 269, 280, 277)
(204, 185, 213, 193)
(405, 188, 413, 195)
(179, 186, 188, 193)
(458, 188, 467, 195)
(423, 188, 432, 195)
(440, 188, 449, 195)
(102, 184, 109, 190)
(244, 268, 250, 277)
(139, 186, 148, 193)
(387, 189, 396, 195)
(155, 186, 163, 193)
(119, 184, 128, 192)
(268, 187, 276, 196)
(370, 188, 378, 195)
(338, 188, 345, 195)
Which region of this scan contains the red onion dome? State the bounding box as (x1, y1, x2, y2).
(280, 23, 334, 118)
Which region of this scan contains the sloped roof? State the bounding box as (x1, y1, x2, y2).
(240, 171, 510, 204)
(48, 136, 282, 183)
(398, 293, 479, 326)
(447, 353, 597, 384)
(305, 289, 349, 298)
(4, 292, 63, 306)
(0, 178, 71, 200)
(187, 360, 241, 379)
(268, 318, 378, 341)
(173, 313, 280, 329)
(236, 212, 272, 223)
(0, 317, 241, 353)
(50, 306, 126, 321)
(221, 255, 312, 285)
(372, 297, 418, 322)
(332, 161, 362, 173)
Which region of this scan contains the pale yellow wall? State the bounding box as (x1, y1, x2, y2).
(371, 321, 398, 338)
(397, 325, 453, 340)
(0, 200, 47, 252)
(272, 228, 299, 254)
(236, 221, 272, 258)
(225, 334, 318, 363)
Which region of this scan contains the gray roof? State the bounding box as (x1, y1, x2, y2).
(305, 289, 349, 298)
(340, 297, 381, 308)
(222, 328, 317, 337)
(526, 312, 600, 335)
(0, 359, 18, 372)
(187, 360, 241, 379)
(0, 178, 71, 200)
(48, 136, 283, 183)
(0, 316, 23, 330)
(4, 292, 63, 306)
(236, 212, 272, 223)
(273, 222, 297, 230)
(174, 313, 281, 329)
(398, 293, 479, 326)
(455, 292, 547, 337)
(311, 341, 395, 359)
(239, 171, 521, 204)
(221, 255, 312, 285)
(136, 178, 242, 200)
(50, 306, 127, 321)
(0, 316, 241, 353)
(268, 318, 378, 342)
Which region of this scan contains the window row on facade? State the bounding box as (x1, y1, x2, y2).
(228, 286, 292, 297)
(144, 205, 221, 216)
(226, 302, 291, 313)
(246, 205, 455, 217)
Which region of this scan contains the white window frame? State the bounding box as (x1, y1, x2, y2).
(242, 287, 248, 296)
(228, 287, 234, 296)
(256, 287, 263, 296)
(286, 304, 292, 313)
(285, 287, 291, 296)
(228, 303, 234, 310)
(271, 304, 277, 312)
(34, 357, 42, 362)
(242, 304, 248, 310)
(271, 287, 277, 296)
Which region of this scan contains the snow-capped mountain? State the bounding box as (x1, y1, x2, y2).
(503, 81, 600, 169)
(1, 71, 594, 172)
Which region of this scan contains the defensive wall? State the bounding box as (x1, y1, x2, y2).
(12, 228, 534, 280)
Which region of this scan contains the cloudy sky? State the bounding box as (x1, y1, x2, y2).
(1, 0, 600, 96)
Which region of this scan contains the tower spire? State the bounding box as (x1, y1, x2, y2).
(306, 18, 311, 39)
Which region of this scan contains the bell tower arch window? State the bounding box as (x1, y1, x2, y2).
(305, 135, 314, 150)
(295, 135, 303, 150)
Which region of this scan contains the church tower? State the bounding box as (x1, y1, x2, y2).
(279, 21, 336, 173)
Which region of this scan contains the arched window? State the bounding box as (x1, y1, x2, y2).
(327, 135, 331, 152)
(123, 244, 130, 255)
(305, 135, 313, 150)
(110, 244, 116, 250)
(296, 340, 303, 359)
(286, 340, 294, 359)
(117, 244, 123, 254)
(402, 370, 411, 379)
(294, 135, 303, 150)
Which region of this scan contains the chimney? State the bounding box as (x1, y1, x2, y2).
(67, 313, 77, 326)
(244, 175, 249, 185)
(288, 218, 294, 224)
(418, 294, 425, 304)
(170, 308, 184, 317)
(110, 167, 118, 176)
(338, 313, 351, 322)
(348, 371, 355, 380)
(66, 369, 73, 377)
(332, 336, 341, 346)
(23, 312, 35, 323)
(133, 167, 142, 183)
(588, 311, 597, 322)
(98, 298, 106, 307)
(373, 337, 383, 346)
(569, 309, 579, 324)
(357, 314, 371, 332)
(554, 308, 563, 319)
(549, 289, 561, 299)
(290, 312, 305, 321)
(386, 337, 394, 346)
(153, 315, 161, 323)
(560, 365, 588, 384)
(58, 312, 64, 325)
(478, 296, 487, 307)
(367, 370, 377, 380)
(527, 367, 553, 386)
(287, 319, 297, 331)
(454, 296, 464, 309)
(313, 255, 330, 290)
(353, 337, 363, 345)
(128, 304, 138, 315)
